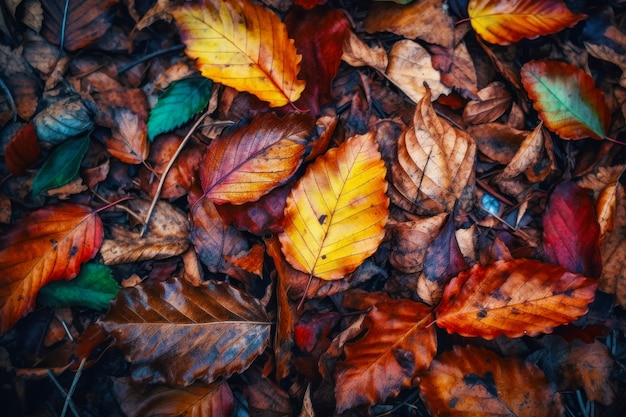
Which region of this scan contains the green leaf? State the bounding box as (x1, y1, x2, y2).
(148, 76, 213, 141)
(38, 263, 120, 310)
(32, 135, 90, 195)
(33, 96, 95, 144)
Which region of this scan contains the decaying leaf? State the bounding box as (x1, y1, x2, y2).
(0, 204, 103, 333)
(103, 108, 150, 165)
(172, 0, 305, 107)
(420, 345, 563, 417)
(279, 132, 389, 280)
(435, 259, 597, 339)
(4, 123, 41, 176)
(99, 278, 271, 386)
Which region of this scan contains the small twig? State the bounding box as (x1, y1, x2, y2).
(47, 370, 81, 417)
(0, 76, 17, 122)
(142, 111, 212, 236)
(59, 319, 74, 342)
(61, 357, 86, 417)
(60, 0, 70, 52)
(117, 44, 186, 74)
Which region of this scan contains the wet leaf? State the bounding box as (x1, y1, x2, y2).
(543, 181, 602, 278)
(420, 345, 562, 417)
(147, 76, 213, 141)
(103, 108, 150, 165)
(279, 132, 389, 280)
(0, 204, 103, 333)
(32, 135, 89, 196)
(99, 278, 271, 386)
(172, 0, 305, 107)
(521, 59, 610, 140)
(33, 96, 94, 144)
(435, 259, 597, 339)
(200, 113, 314, 205)
(4, 122, 41, 176)
(468, 0, 586, 45)
(38, 263, 119, 310)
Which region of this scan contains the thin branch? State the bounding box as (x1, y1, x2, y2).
(60, 0, 70, 52)
(61, 357, 86, 417)
(0, 76, 17, 123)
(141, 111, 211, 236)
(47, 369, 81, 417)
(117, 44, 186, 74)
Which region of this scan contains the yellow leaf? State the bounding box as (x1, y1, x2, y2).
(171, 0, 305, 107)
(279, 132, 389, 281)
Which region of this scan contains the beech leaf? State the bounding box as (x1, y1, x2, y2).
(99, 279, 271, 386)
(147, 76, 213, 141)
(0, 204, 103, 333)
(200, 113, 314, 205)
(468, 0, 587, 45)
(435, 259, 598, 339)
(279, 132, 389, 280)
(4, 122, 41, 176)
(104, 108, 150, 165)
(38, 263, 119, 310)
(171, 0, 305, 107)
(32, 135, 89, 196)
(33, 96, 94, 144)
(521, 59, 610, 140)
(335, 293, 437, 413)
(419, 345, 563, 417)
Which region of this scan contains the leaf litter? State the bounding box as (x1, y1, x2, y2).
(1, 0, 626, 416)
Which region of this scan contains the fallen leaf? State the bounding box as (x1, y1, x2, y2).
(468, 0, 586, 45)
(462, 81, 512, 124)
(0, 204, 103, 333)
(435, 259, 598, 339)
(499, 122, 546, 180)
(420, 345, 563, 417)
(521, 59, 610, 140)
(99, 278, 271, 386)
(335, 290, 436, 412)
(543, 181, 602, 278)
(33, 95, 95, 145)
(41, 0, 118, 51)
(103, 108, 150, 165)
(394, 88, 476, 214)
(430, 41, 479, 99)
(561, 340, 615, 405)
(172, 0, 305, 107)
(113, 377, 234, 417)
(200, 112, 314, 205)
(388, 213, 447, 273)
(279, 132, 389, 280)
(4, 122, 41, 176)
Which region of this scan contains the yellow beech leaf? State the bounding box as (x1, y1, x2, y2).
(171, 0, 305, 107)
(279, 132, 389, 281)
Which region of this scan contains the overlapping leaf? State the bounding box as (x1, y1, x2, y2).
(435, 259, 597, 339)
(0, 204, 103, 333)
(420, 345, 563, 417)
(103, 109, 150, 165)
(4, 123, 40, 176)
(279, 132, 389, 280)
(468, 0, 586, 45)
(335, 292, 436, 412)
(521, 60, 610, 140)
(393, 88, 476, 214)
(172, 0, 305, 107)
(99, 278, 271, 386)
(201, 113, 314, 205)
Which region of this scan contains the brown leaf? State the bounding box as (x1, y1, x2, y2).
(241, 366, 292, 417)
(462, 81, 512, 124)
(498, 122, 547, 180)
(468, 122, 528, 164)
(561, 340, 615, 405)
(4, 123, 41, 176)
(430, 41, 479, 99)
(394, 88, 476, 214)
(113, 377, 234, 417)
(0, 204, 103, 333)
(41, 0, 118, 51)
(100, 199, 189, 265)
(201, 113, 314, 205)
(435, 259, 598, 339)
(599, 225, 626, 308)
(103, 108, 150, 165)
(388, 213, 447, 273)
(335, 291, 437, 413)
(419, 345, 563, 417)
(99, 278, 271, 386)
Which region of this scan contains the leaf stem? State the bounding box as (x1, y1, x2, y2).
(605, 136, 626, 146)
(142, 111, 211, 236)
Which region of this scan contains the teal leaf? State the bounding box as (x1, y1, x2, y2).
(148, 76, 213, 141)
(33, 96, 95, 144)
(32, 134, 89, 195)
(38, 263, 120, 310)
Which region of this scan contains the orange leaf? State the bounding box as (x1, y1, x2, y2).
(419, 345, 563, 417)
(99, 278, 271, 386)
(279, 132, 389, 280)
(468, 0, 586, 45)
(0, 204, 103, 333)
(201, 113, 314, 205)
(435, 259, 597, 339)
(335, 291, 436, 412)
(103, 108, 150, 164)
(171, 0, 305, 107)
(521, 59, 611, 140)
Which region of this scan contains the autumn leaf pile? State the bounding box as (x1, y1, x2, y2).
(1, 0, 626, 416)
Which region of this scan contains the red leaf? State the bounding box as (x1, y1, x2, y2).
(286, 6, 351, 114)
(4, 123, 41, 176)
(543, 181, 602, 278)
(0, 204, 103, 333)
